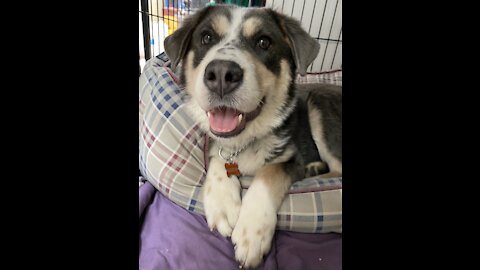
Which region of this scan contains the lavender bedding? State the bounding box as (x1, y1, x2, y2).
(139, 181, 342, 270)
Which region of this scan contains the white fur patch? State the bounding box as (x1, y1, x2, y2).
(203, 157, 242, 237)
(231, 180, 277, 269)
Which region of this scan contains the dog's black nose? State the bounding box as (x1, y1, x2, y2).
(204, 60, 243, 97)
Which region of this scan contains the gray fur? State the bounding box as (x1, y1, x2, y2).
(305, 84, 342, 162)
(270, 11, 320, 76)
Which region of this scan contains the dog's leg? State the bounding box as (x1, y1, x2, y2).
(203, 157, 242, 237)
(307, 98, 342, 178)
(231, 163, 292, 269)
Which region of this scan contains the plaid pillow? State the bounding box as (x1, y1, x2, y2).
(139, 56, 342, 233)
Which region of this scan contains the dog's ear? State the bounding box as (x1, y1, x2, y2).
(270, 10, 320, 76)
(164, 7, 211, 71)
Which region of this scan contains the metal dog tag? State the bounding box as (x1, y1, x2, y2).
(225, 163, 241, 177)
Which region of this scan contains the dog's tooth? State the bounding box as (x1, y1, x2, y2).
(238, 114, 243, 122)
(207, 111, 211, 118)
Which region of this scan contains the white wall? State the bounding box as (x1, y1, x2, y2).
(266, 0, 342, 72)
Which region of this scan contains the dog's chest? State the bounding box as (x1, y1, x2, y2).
(234, 147, 268, 175)
(209, 135, 294, 176)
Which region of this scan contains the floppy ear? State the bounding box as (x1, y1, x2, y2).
(270, 10, 320, 76)
(164, 7, 211, 72)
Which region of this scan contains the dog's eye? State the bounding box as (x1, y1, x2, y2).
(257, 37, 271, 50)
(202, 33, 213, 45)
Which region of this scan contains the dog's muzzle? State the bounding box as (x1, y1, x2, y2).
(203, 60, 263, 138)
(206, 104, 262, 138)
(204, 60, 243, 98)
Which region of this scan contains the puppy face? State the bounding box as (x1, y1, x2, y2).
(164, 5, 319, 146)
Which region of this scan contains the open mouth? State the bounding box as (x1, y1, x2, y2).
(207, 100, 264, 138)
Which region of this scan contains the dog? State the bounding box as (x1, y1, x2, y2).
(164, 4, 342, 268)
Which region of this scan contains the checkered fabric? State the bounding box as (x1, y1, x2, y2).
(295, 70, 342, 86)
(139, 55, 342, 233)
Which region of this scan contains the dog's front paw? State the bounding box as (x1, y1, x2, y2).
(203, 174, 242, 237)
(231, 189, 276, 269)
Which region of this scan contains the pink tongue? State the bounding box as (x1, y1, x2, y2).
(209, 108, 240, 133)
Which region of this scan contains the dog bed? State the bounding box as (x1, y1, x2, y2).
(139, 53, 342, 233)
(139, 177, 342, 270)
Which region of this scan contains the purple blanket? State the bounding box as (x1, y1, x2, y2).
(139, 182, 342, 270)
